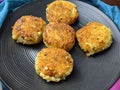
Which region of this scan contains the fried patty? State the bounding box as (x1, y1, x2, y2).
(46, 0, 78, 25)
(12, 15, 46, 45)
(43, 22, 75, 51)
(35, 47, 73, 82)
(76, 22, 112, 56)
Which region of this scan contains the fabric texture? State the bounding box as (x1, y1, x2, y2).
(0, 0, 31, 27)
(0, 0, 120, 90)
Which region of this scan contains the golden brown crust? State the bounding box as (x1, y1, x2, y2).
(12, 15, 46, 45)
(35, 48, 73, 82)
(43, 22, 75, 51)
(46, 0, 78, 25)
(76, 22, 112, 56)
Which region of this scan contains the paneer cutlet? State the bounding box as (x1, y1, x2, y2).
(76, 22, 112, 56)
(35, 47, 73, 82)
(12, 15, 46, 45)
(46, 0, 78, 24)
(43, 22, 75, 51)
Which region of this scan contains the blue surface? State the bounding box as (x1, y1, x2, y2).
(0, 0, 31, 27)
(0, 80, 8, 90)
(0, 0, 120, 90)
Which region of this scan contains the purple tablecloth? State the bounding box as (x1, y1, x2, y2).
(110, 78, 120, 90)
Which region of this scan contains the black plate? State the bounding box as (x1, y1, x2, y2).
(0, 0, 120, 90)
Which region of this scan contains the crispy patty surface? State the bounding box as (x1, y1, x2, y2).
(35, 47, 73, 82)
(43, 22, 75, 51)
(12, 15, 46, 45)
(46, 0, 78, 25)
(76, 22, 112, 56)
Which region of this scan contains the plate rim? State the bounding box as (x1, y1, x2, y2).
(0, 0, 120, 90)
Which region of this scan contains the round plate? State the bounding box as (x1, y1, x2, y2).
(0, 0, 120, 90)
